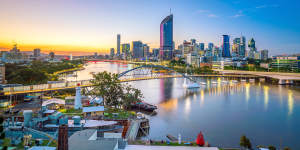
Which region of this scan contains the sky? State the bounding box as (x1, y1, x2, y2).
(0, 0, 299, 55)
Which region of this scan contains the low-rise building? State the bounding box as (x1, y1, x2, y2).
(271, 55, 300, 71)
(83, 106, 105, 117)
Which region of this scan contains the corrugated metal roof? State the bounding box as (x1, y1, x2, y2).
(28, 146, 56, 150)
(83, 106, 104, 113)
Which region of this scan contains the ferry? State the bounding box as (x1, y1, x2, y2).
(131, 100, 157, 112)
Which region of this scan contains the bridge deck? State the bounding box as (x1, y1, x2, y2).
(3, 74, 258, 95)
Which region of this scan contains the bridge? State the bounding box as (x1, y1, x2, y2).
(2, 65, 258, 95)
(216, 69, 300, 84)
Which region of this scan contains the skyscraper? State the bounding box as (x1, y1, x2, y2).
(248, 38, 256, 59)
(33, 48, 41, 57)
(121, 43, 130, 58)
(239, 36, 246, 58)
(117, 34, 120, 56)
(232, 36, 246, 58)
(143, 44, 150, 58)
(222, 35, 231, 57)
(260, 49, 268, 60)
(199, 43, 205, 51)
(160, 14, 173, 60)
(232, 38, 240, 57)
(110, 48, 115, 58)
(132, 41, 143, 59)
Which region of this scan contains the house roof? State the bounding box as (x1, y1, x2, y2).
(83, 106, 104, 113)
(42, 98, 65, 106)
(28, 146, 56, 150)
(68, 129, 118, 150)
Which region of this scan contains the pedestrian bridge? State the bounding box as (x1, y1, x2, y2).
(3, 65, 260, 95)
(2, 74, 258, 95)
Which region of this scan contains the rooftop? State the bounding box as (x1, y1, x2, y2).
(83, 106, 104, 113)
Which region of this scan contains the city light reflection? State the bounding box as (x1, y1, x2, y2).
(288, 90, 294, 116)
(160, 98, 178, 111)
(264, 86, 269, 110)
(245, 83, 250, 102)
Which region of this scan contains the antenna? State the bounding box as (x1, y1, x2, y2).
(170, 8, 172, 14)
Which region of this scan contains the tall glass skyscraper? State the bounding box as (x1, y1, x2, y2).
(160, 14, 173, 60)
(117, 34, 120, 56)
(222, 35, 231, 58)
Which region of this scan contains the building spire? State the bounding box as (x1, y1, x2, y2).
(170, 8, 172, 15)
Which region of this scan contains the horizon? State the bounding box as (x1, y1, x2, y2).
(0, 0, 300, 56)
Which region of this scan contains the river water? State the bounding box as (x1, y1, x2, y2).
(67, 62, 300, 149)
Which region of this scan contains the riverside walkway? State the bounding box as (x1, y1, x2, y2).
(2, 74, 258, 95)
(215, 69, 300, 84)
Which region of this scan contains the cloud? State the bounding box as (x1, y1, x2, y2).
(208, 14, 218, 18)
(256, 4, 279, 9)
(195, 9, 209, 14)
(231, 10, 244, 18)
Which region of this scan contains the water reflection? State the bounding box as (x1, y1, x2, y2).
(160, 98, 178, 111)
(74, 62, 300, 149)
(264, 86, 269, 110)
(288, 90, 294, 116)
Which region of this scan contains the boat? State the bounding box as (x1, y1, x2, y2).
(241, 79, 246, 82)
(200, 82, 206, 85)
(131, 101, 157, 112)
(232, 80, 238, 83)
(186, 83, 200, 89)
(249, 79, 255, 83)
(211, 81, 218, 84)
(221, 81, 229, 84)
(166, 134, 178, 142)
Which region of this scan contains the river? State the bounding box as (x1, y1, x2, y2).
(66, 62, 300, 149)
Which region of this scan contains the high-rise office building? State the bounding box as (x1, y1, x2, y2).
(117, 34, 120, 56)
(222, 35, 231, 57)
(208, 43, 214, 50)
(191, 39, 196, 45)
(143, 44, 150, 58)
(33, 48, 41, 57)
(160, 14, 173, 60)
(121, 43, 130, 57)
(232, 38, 240, 57)
(110, 48, 115, 58)
(132, 41, 143, 59)
(199, 43, 205, 51)
(232, 36, 246, 58)
(152, 48, 160, 58)
(260, 49, 269, 60)
(248, 38, 256, 59)
(49, 52, 55, 60)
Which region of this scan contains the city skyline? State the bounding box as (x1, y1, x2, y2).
(0, 0, 300, 55)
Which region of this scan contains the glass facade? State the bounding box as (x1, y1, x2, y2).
(160, 14, 173, 60)
(222, 35, 231, 57)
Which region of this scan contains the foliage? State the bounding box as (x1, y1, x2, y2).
(240, 135, 252, 149)
(5, 60, 83, 85)
(268, 145, 276, 150)
(283, 147, 291, 150)
(89, 71, 143, 109)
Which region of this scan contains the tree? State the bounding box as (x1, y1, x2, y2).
(240, 135, 247, 149)
(122, 84, 143, 109)
(283, 147, 291, 150)
(268, 145, 276, 150)
(240, 135, 252, 150)
(90, 71, 123, 108)
(90, 71, 144, 109)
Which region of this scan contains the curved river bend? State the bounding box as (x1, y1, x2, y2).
(66, 62, 300, 149)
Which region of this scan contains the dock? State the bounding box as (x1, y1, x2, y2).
(126, 119, 149, 142)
